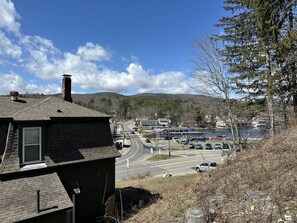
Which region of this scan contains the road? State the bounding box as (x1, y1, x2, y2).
(115, 121, 224, 181)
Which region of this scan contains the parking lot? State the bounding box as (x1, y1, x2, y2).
(154, 136, 230, 151)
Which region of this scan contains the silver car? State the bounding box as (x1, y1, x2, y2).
(196, 161, 217, 172)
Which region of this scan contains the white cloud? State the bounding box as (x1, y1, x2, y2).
(25, 82, 61, 94)
(0, 31, 22, 58)
(0, 0, 192, 95)
(77, 42, 111, 61)
(0, 0, 20, 33)
(0, 73, 61, 95)
(21, 35, 58, 54)
(0, 73, 25, 93)
(67, 63, 191, 94)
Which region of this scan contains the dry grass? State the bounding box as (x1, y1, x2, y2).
(117, 125, 297, 222)
(145, 154, 181, 161)
(117, 174, 205, 223)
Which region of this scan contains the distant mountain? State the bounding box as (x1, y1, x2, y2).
(72, 92, 126, 101)
(72, 92, 220, 107)
(13, 91, 225, 125)
(71, 92, 224, 125)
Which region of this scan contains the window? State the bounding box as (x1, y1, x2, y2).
(23, 127, 42, 164)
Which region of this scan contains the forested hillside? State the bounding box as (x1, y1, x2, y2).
(71, 92, 226, 125)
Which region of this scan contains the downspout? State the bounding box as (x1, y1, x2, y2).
(0, 122, 13, 173)
(72, 193, 75, 223)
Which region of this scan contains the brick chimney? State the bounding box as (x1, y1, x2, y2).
(62, 74, 72, 102)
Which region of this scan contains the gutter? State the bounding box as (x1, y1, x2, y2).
(0, 122, 14, 174)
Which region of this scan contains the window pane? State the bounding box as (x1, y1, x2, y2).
(24, 145, 40, 162)
(24, 128, 40, 144)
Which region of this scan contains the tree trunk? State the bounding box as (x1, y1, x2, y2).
(226, 99, 241, 152)
(234, 119, 242, 151)
(228, 111, 237, 153)
(293, 94, 297, 119)
(265, 49, 275, 137)
(282, 100, 289, 128)
(267, 93, 275, 137)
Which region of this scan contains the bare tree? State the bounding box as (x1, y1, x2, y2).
(191, 35, 242, 152)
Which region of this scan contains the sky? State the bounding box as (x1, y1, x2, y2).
(0, 0, 226, 95)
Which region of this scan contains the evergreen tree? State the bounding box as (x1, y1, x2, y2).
(276, 0, 297, 118)
(217, 0, 294, 136)
(118, 98, 131, 120)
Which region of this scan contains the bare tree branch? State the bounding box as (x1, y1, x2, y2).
(191, 35, 243, 152)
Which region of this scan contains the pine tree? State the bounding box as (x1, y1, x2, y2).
(217, 0, 293, 136)
(276, 0, 297, 118)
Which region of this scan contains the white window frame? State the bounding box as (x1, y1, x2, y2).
(22, 127, 42, 164)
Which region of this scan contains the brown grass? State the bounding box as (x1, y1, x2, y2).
(117, 174, 206, 223)
(117, 125, 297, 222)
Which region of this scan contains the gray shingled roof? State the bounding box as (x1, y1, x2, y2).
(0, 95, 121, 174)
(140, 120, 157, 126)
(0, 172, 73, 222)
(0, 96, 110, 121)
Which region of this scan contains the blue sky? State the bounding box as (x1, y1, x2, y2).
(0, 0, 226, 95)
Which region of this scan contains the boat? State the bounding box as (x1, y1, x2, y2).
(216, 121, 228, 128)
(251, 120, 267, 127)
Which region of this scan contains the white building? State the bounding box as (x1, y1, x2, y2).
(158, 118, 170, 127)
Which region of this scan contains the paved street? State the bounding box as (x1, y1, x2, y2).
(115, 121, 225, 181)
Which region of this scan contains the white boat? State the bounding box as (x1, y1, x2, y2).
(216, 121, 228, 128)
(251, 120, 267, 127)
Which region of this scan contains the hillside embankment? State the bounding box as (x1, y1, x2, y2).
(116, 125, 297, 222)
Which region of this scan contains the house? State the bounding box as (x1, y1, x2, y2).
(139, 119, 157, 129)
(157, 118, 169, 128)
(0, 75, 121, 223)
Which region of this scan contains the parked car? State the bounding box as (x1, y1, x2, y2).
(214, 143, 222, 149)
(177, 137, 188, 143)
(188, 143, 195, 149)
(196, 161, 217, 172)
(189, 137, 196, 142)
(223, 143, 230, 150)
(205, 143, 213, 150)
(145, 138, 151, 143)
(195, 144, 203, 150)
(196, 136, 206, 142)
(115, 141, 123, 150)
(210, 136, 223, 141)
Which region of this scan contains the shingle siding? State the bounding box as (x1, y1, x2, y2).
(45, 120, 119, 164)
(47, 120, 113, 151)
(0, 120, 120, 173)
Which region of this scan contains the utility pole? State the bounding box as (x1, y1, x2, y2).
(167, 114, 171, 156)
